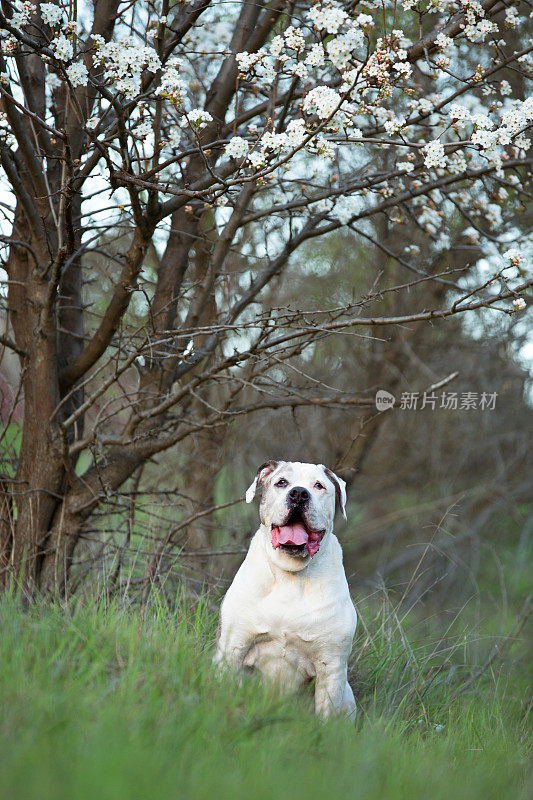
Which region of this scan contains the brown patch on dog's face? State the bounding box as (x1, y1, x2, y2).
(324, 468, 342, 510)
(255, 461, 279, 488)
(246, 460, 279, 504)
(322, 466, 347, 519)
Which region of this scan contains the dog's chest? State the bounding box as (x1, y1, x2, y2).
(256, 577, 335, 636)
(241, 577, 340, 686)
(242, 632, 316, 689)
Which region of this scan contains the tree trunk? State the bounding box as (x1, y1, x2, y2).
(2, 208, 67, 596)
(174, 210, 228, 567)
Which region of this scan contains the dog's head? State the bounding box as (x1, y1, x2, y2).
(246, 460, 347, 571)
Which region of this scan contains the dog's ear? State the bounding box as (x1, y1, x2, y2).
(323, 467, 347, 519)
(245, 461, 279, 503)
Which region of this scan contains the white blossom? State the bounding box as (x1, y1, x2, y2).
(486, 203, 502, 228)
(247, 150, 266, 168)
(285, 118, 307, 147)
(312, 198, 332, 214)
(95, 39, 161, 99)
(50, 34, 73, 62)
(499, 80, 512, 96)
(224, 136, 249, 159)
(46, 70, 61, 90)
(435, 232, 451, 251)
(0, 33, 18, 54)
(332, 194, 362, 224)
(66, 62, 88, 87)
(261, 131, 289, 153)
(168, 128, 181, 149)
(235, 51, 260, 72)
(504, 248, 523, 267)
(448, 104, 471, 125)
(255, 59, 275, 83)
(135, 120, 152, 137)
(464, 20, 497, 43)
(512, 297, 526, 311)
(391, 28, 411, 48)
(384, 116, 405, 134)
(416, 98, 434, 115)
(40, 2, 63, 25)
(290, 61, 308, 79)
(514, 134, 530, 152)
(418, 205, 442, 235)
(157, 59, 187, 104)
(505, 7, 520, 27)
(471, 128, 497, 149)
(269, 35, 284, 59)
(462, 227, 480, 244)
(423, 140, 447, 168)
(355, 14, 374, 29)
(303, 86, 340, 119)
(435, 33, 453, 50)
(305, 43, 325, 67)
(315, 136, 336, 159)
(187, 109, 212, 129)
(393, 61, 412, 78)
(448, 153, 468, 174)
(0, 110, 16, 147)
(308, 3, 347, 35)
(326, 29, 364, 69)
(284, 26, 305, 50)
(471, 113, 493, 130)
(11, 2, 35, 31)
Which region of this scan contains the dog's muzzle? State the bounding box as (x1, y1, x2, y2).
(271, 489, 324, 557)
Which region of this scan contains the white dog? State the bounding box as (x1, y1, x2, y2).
(215, 460, 357, 717)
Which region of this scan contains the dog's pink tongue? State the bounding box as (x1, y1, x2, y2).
(271, 522, 308, 548)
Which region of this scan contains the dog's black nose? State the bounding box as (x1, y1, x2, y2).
(288, 486, 310, 504)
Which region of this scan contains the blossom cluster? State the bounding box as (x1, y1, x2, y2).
(447, 96, 533, 168)
(224, 117, 314, 168)
(50, 32, 72, 62)
(224, 136, 249, 160)
(40, 2, 63, 26)
(93, 36, 161, 99)
(303, 86, 341, 120)
(423, 140, 447, 169)
(66, 61, 88, 87)
(0, 109, 16, 147)
(187, 109, 212, 130)
(10, 1, 35, 31)
(157, 58, 186, 104)
(4, 1, 64, 35)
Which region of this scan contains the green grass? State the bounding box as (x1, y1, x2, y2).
(0, 592, 530, 800)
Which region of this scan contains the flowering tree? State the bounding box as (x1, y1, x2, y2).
(0, 0, 531, 596)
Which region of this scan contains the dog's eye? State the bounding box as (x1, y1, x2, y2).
(314, 482, 325, 490)
(275, 478, 288, 488)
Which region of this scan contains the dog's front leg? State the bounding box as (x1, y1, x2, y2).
(314, 662, 349, 718)
(214, 638, 250, 672)
(214, 615, 253, 674)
